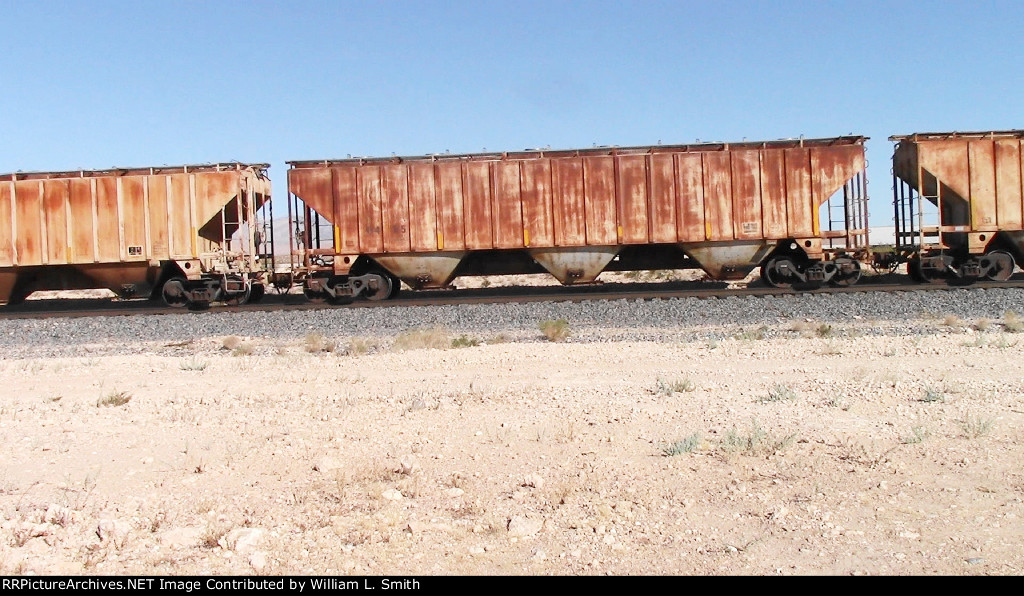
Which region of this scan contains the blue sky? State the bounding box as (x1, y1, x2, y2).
(2, 1, 1021, 226)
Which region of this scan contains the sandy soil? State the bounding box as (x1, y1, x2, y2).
(1, 314, 1023, 576)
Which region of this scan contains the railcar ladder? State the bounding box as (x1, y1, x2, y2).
(220, 200, 241, 261)
(892, 168, 941, 252)
(823, 171, 869, 250)
(256, 195, 276, 270)
(287, 194, 335, 272)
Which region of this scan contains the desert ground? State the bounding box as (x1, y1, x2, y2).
(2, 281, 1024, 576)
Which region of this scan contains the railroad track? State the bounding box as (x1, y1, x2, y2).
(3, 274, 1024, 320)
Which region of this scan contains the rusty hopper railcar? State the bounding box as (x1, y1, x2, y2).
(0, 163, 271, 307)
(891, 130, 1024, 282)
(283, 137, 869, 302)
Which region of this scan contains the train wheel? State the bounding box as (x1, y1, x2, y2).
(908, 258, 945, 284)
(223, 284, 251, 306)
(829, 258, 862, 287)
(364, 272, 393, 301)
(761, 256, 796, 289)
(387, 272, 402, 298)
(983, 250, 1015, 281)
(161, 278, 190, 308)
(248, 283, 266, 303)
(908, 258, 928, 283)
(303, 286, 328, 303)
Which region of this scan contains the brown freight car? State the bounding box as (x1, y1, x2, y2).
(891, 130, 1024, 282)
(286, 137, 869, 302)
(0, 163, 271, 307)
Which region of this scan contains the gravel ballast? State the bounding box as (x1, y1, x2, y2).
(2, 287, 1024, 358)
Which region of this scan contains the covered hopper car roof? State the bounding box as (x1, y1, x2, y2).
(0, 162, 270, 182)
(889, 130, 1024, 142)
(288, 135, 867, 168)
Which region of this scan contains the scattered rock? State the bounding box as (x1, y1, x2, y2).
(398, 455, 419, 475)
(382, 488, 404, 501)
(159, 527, 204, 549)
(249, 551, 268, 571)
(507, 515, 543, 537)
(225, 528, 266, 553)
(96, 519, 131, 545)
(313, 457, 343, 473)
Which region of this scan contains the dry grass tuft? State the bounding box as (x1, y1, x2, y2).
(539, 319, 570, 342)
(393, 327, 451, 351)
(232, 343, 254, 357)
(346, 337, 375, 355)
(179, 357, 208, 372)
(942, 314, 965, 329)
(790, 320, 816, 337)
(305, 333, 337, 353)
(97, 390, 132, 408)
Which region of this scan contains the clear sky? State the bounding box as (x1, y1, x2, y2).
(2, 1, 1021, 226)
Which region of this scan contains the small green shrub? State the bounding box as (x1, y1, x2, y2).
(656, 377, 696, 395)
(662, 433, 702, 456)
(961, 414, 994, 439)
(720, 420, 796, 457)
(902, 426, 930, 444)
(736, 326, 768, 341)
(451, 335, 481, 348)
(920, 384, 946, 403)
(758, 384, 796, 403)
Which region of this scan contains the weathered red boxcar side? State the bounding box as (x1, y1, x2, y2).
(0, 163, 271, 306)
(287, 137, 868, 301)
(892, 130, 1024, 282)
